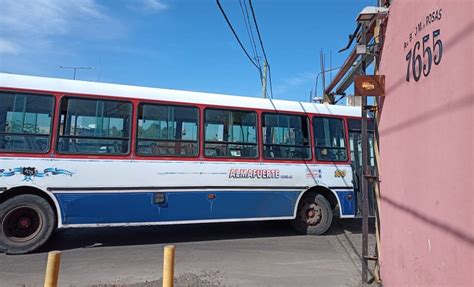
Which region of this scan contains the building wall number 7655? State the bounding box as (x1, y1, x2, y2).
(405, 29, 443, 82)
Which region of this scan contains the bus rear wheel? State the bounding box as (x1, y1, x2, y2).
(0, 194, 55, 254)
(292, 193, 333, 235)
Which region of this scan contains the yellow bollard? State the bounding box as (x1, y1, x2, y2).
(162, 245, 176, 287)
(44, 251, 62, 287)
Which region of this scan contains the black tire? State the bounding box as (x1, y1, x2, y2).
(292, 193, 333, 235)
(0, 194, 55, 254)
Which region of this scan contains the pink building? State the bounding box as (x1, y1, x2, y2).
(378, 0, 473, 286)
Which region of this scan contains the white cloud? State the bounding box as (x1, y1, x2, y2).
(0, 0, 167, 76)
(129, 0, 169, 14)
(0, 0, 118, 57)
(143, 0, 168, 11)
(0, 39, 22, 55)
(0, 0, 110, 36)
(274, 72, 317, 96)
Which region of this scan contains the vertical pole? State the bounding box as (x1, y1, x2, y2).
(44, 251, 62, 287)
(360, 22, 369, 284)
(329, 50, 333, 83)
(162, 245, 176, 287)
(373, 16, 383, 283)
(262, 61, 267, 98)
(321, 51, 327, 103)
(73, 68, 77, 80)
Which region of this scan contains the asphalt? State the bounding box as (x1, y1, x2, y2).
(0, 219, 376, 287)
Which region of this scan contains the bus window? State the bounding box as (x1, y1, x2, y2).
(137, 103, 198, 156)
(262, 113, 311, 160)
(347, 118, 375, 167)
(57, 97, 132, 155)
(313, 117, 348, 162)
(204, 109, 257, 158)
(0, 92, 54, 153)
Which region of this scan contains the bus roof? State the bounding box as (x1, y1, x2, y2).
(0, 73, 361, 117)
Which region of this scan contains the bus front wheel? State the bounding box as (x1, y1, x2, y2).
(292, 193, 333, 235)
(0, 194, 55, 254)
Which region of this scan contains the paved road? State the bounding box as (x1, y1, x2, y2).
(0, 219, 374, 287)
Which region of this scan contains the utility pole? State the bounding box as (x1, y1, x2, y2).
(359, 22, 369, 284)
(59, 66, 93, 80)
(320, 50, 326, 103)
(261, 61, 268, 98)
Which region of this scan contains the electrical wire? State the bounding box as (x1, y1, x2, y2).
(249, 0, 273, 99)
(239, 0, 263, 84)
(239, 0, 260, 68)
(334, 94, 347, 105)
(248, 0, 268, 62)
(216, 0, 260, 70)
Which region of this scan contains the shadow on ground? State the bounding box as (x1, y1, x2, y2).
(31, 218, 372, 254)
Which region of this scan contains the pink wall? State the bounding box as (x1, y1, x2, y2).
(378, 0, 473, 286)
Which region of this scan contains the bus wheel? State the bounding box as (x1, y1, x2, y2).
(0, 195, 55, 254)
(292, 193, 333, 235)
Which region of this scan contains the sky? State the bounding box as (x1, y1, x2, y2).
(0, 0, 375, 102)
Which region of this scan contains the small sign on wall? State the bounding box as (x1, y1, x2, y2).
(354, 75, 386, 97)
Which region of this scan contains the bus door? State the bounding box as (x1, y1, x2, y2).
(347, 119, 376, 217)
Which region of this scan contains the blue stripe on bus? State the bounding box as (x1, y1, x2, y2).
(336, 191, 355, 216)
(54, 191, 302, 225)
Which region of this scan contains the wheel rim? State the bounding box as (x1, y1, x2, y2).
(299, 202, 322, 226)
(2, 206, 43, 243)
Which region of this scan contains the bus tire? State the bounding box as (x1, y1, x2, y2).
(0, 194, 55, 254)
(292, 193, 333, 235)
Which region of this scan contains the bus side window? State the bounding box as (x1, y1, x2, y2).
(204, 109, 257, 158)
(136, 103, 199, 157)
(56, 97, 132, 155)
(0, 92, 54, 153)
(262, 113, 311, 160)
(347, 118, 376, 167)
(313, 117, 348, 162)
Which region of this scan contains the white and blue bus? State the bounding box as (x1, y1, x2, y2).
(0, 73, 371, 254)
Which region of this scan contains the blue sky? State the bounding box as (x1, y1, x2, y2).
(0, 0, 374, 102)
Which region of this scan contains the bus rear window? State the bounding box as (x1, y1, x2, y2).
(313, 117, 348, 161)
(137, 103, 198, 157)
(0, 92, 54, 153)
(262, 113, 311, 160)
(204, 109, 257, 158)
(57, 97, 132, 155)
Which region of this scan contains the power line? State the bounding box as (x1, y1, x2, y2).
(334, 94, 347, 105)
(216, 0, 260, 70)
(239, 0, 263, 84)
(248, 0, 268, 63)
(240, 0, 260, 66)
(248, 0, 272, 98)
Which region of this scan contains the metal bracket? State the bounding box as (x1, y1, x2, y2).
(363, 105, 378, 112)
(364, 174, 380, 182)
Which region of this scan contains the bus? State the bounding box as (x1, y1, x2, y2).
(0, 73, 369, 254)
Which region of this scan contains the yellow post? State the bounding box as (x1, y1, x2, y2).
(162, 245, 176, 287)
(44, 251, 61, 287)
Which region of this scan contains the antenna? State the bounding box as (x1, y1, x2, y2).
(58, 66, 93, 80)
